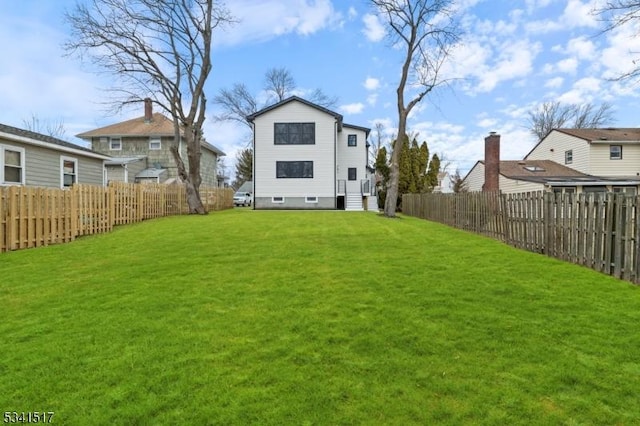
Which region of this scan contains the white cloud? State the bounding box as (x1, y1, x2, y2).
(545, 77, 564, 88)
(363, 77, 380, 90)
(340, 102, 365, 114)
(475, 40, 541, 93)
(556, 58, 579, 74)
(362, 13, 385, 42)
(557, 77, 602, 104)
(367, 94, 378, 106)
(215, 0, 342, 47)
(348, 7, 357, 20)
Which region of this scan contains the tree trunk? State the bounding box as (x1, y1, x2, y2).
(170, 137, 206, 215)
(383, 112, 407, 218)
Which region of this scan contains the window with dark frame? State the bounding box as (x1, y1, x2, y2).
(565, 149, 573, 164)
(610, 145, 622, 160)
(348, 167, 357, 181)
(348, 134, 357, 147)
(274, 123, 315, 145)
(276, 161, 314, 178)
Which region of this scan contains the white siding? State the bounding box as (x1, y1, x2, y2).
(588, 142, 640, 176)
(499, 176, 544, 193)
(337, 126, 368, 193)
(253, 101, 337, 198)
(463, 162, 485, 192)
(525, 131, 591, 173)
(463, 161, 544, 193)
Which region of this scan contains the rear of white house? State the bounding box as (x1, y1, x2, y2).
(248, 96, 372, 210)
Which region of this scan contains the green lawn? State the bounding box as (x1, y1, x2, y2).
(1, 209, 639, 425)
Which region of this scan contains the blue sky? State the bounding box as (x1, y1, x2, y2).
(2, 0, 640, 177)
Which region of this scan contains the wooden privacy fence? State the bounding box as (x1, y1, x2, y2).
(0, 182, 233, 253)
(402, 191, 640, 284)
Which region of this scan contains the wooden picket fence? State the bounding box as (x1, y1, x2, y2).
(0, 182, 233, 253)
(402, 191, 640, 284)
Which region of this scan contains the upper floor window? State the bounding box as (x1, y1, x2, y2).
(110, 137, 122, 151)
(274, 123, 315, 145)
(149, 137, 161, 150)
(565, 150, 572, 164)
(276, 161, 313, 178)
(610, 145, 622, 160)
(2, 145, 25, 185)
(61, 156, 78, 188)
(348, 134, 357, 147)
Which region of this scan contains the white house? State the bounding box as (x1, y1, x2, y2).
(525, 128, 640, 179)
(463, 131, 640, 194)
(247, 96, 373, 210)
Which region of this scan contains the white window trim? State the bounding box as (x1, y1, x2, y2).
(110, 137, 122, 151)
(272, 196, 285, 203)
(0, 144, 26, 186)
(305, 196, 318, 203)
(149, 136, 161, 150)
(60, 156, 78, 189)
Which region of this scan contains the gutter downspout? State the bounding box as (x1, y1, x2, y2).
(334, 121, 337, 209)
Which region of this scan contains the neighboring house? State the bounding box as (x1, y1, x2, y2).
(247, 96, 373, 210)
(525, 128, 640, 181)
(0, 123, 109, 188)
(77, 98, 226, 185)
(463, 132, 640, 194)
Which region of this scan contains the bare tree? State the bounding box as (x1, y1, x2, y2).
(593, 1, 640, 81)
(214, 67, 337, 127)
(371, 0, 460, 217)
(264, 67, 296, 103)
(64, 0, 233, 214)
(213, 84, 257, 129)
(527, 101, 615, 141)
(22, 114, 67, 139)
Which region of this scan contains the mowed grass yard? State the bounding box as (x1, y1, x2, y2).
(1, 209, 640, 425)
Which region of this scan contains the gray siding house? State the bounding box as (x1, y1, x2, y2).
(0, 123, 109, 188)
(77, 98, 225, 186)
(247, 96, 373, 210)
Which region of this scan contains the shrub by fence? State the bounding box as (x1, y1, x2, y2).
(0, 182, 233, 253)
(402, 191, 640, 284)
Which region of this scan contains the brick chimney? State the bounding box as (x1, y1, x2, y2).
(483, 132, 500, 192)
(144, 98, 153, 123)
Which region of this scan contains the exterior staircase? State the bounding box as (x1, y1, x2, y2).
(345, 193, 364, 211)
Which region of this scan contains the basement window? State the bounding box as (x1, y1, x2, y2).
(272, 196, 285, 203)
(305, 196, 318, 203)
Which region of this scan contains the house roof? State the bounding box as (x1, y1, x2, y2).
(105, 156, 147, 166)
(471, 159, 640, 186)
(136, 168, 167, 179)
(554, 128, 640, 142)
(76, 113, 225, 156)
(76, 113, 176, 138)
(344, 122, 371, 137)
(246, 96, 344, 125)
(0, 122, 110, 160)
(499, 160, 589, 182)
